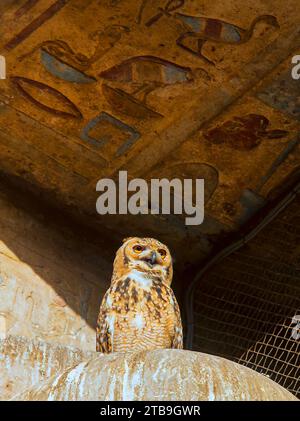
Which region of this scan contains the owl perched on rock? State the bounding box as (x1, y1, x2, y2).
(96, 237, 183, 353)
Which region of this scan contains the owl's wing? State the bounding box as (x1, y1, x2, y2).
(96, 292, 113, 353)
(170, 289, 183, 349)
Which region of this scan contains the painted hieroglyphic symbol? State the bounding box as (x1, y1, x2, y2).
(204, 114, 288, 150)
(19, 26, 129, 83)
(100, 56, 193, 118)
(4, 0, 70, 52)
(102, 85, 163, 119)
(40, 50, 96, 84)
(136, 0, 149, 24)
(86, 24, 130, 64)
(174, 14, 280, 64)
(145, 0, 184, 27)
(256, 70, 300, 121)
(11, 76, 82, 119)
(81, 112, 141, 157)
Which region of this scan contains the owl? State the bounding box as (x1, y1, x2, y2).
(96, 237, 183, 353)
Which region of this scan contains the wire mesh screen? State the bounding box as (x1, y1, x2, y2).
(238, 316, 299, 394)
(192, 196, 300, 398)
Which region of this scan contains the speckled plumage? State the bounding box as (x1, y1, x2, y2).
(96, 237, 183, 353)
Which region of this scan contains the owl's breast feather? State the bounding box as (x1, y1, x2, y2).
(97, 270, 181, 352)
(107, 270, 174, 318)
(127, 269, 153, 289)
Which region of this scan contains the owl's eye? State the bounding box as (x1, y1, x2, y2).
(133, 245, 144, 253)
(158, 249, 167, 259)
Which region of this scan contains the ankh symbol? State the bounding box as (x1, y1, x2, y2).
(145, 0, 185, 27)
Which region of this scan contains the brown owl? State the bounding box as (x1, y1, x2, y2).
(96, 237, 183, 353)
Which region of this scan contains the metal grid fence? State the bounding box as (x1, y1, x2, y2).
(192, 196, 300, 398)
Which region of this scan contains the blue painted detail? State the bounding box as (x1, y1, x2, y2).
(41, 50, 96, 84)
(256, 70, 300, 121)
(164, 65, 188, 83)
(80, 112, 141, 157)
(175, 14, 202, 32)
(222, 23, 241, 43)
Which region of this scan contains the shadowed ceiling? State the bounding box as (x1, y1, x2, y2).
(0, 0, 300, 274)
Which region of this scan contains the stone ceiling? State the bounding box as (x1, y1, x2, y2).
(0, 0, 300, 273)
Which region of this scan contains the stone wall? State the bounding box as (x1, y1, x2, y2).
(0, 183, 111, 352)
(0, 335, 92, 401)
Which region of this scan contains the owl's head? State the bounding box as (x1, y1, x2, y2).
(113, 237, 173, 285)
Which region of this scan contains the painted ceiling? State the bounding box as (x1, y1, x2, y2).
(0, 0, 300, 273)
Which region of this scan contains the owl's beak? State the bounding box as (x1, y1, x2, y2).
(143, 251, 158, 267)
(150, 251, 158, 265)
